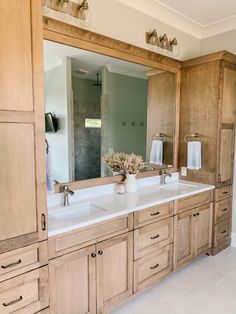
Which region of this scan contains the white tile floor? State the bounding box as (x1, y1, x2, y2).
(111, 247, 236, 314)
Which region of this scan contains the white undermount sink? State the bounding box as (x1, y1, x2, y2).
(160, 182, 197, 192)
(49, 202, 106, 223)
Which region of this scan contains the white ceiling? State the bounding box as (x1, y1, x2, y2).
(157, 0, 236, 26)
(44, 40, 151, 80)
(118, 0, 236, 39)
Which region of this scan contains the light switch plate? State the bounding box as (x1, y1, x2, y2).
(181, 167, 187, 176)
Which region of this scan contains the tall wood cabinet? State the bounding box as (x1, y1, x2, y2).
(0, 1, 48, 312)
(179, 53, 236, 254)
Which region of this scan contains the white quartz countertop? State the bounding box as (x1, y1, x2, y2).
(48, 176, 214, 237)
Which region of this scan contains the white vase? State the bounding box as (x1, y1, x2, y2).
(125, 174, 138, 192)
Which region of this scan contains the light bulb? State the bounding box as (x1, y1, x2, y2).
(77, 0, 91, 27)
(59, 0, 72, 21)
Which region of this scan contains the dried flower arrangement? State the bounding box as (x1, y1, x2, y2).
(104, 152, 145, 174)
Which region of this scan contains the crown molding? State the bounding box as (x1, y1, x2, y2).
(117, 0, 236, 39)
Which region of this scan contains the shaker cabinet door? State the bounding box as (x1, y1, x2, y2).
(174, 209, 195, 269)
(96, 232, 133, 314)
(195, 203, 213, 256)
(49, 245, 97, 314)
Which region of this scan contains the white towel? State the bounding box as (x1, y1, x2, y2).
(187, 141, 201, 170)
(46, 148, 54, 193)
(150, 140, 163, 165)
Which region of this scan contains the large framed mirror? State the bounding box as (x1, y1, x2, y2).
(43, 18, 180, 192)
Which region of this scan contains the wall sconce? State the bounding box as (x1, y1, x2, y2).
(145, 30, 179, 57)
(43, 0, 91, 26)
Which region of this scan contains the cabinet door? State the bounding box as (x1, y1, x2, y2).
(195, 203, 213, 256)
(0, 0, 47, 253)
(96, 232, 133, 314)
(218, 128, 235, 185)
(173, 209, 195, 269)
(49, 245, 96, 314)
(217, 63, 236, 186)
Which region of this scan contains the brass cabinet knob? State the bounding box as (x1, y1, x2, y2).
(98, 250, 103, 255)
(91, 253, 96, 258)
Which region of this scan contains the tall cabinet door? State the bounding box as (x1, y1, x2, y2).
(49, 245, 97, 314)
(96, 232, 133, 314)
(173, 209, 195, 269)
(217, 63, 236, 186)
(0, 0, 47, 252)
(195, 203, 213, 256)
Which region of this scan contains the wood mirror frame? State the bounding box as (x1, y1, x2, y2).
(43, 17, 181, 192)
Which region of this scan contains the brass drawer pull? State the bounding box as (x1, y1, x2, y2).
(196, 213, 200, 216)
(150, 263, 159, 270)
(150, 211, 160, 216)
(1, 259, 22, 269)
(150, 234, 160, 240)
(221, 230, 227, 234)
(221, 208, 228, 212)
(3, 296, 23, 307)
(222, 191, 228, 195)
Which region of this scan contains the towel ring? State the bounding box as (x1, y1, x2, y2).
(184, 133, 204, 143)
(152, 133, 166, 142)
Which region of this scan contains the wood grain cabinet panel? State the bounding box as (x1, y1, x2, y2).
(0, 124, 37, 243)
(134, 244, 173, 293)
(214, 218, 232, 248)
(134, 202, 173, 228)
(49, 246, 96, 314)
(218, 128, 234, 185)
(174, 203, 213, 269)
(214, 198, 232, 224)
(0, 0, 33, 112)
(175, 190, 213, 214)
(0, 266, 49, 314)
(221, 67, 236, 124)
(214, 186, 232, 201)
(0, 0, 47, 254)
(174, 209, 195, 268)
(134, 217, 173, 260)
(195, 203, 213, 256)
(96, 233, 133, 314)
(0, 241, 48, 282)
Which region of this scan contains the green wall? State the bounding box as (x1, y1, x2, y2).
(104, 69, 147, 159)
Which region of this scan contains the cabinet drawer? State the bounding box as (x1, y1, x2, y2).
(214, 218, 232, 248)
(134, 217, 173, 259)
(134, 202, 173, 228)
(0, 242, 48, 282)
(215, 186, 232, 201)
(175, 190, 213, 214)
(0, 266, 49, 314)
(49, 214, 133, 258)
(134, 244, 172, 292)
(214, 198, 232, 224)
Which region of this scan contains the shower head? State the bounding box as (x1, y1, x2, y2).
(93, 73, 102, 86)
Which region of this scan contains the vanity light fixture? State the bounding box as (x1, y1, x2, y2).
(43, 0, 91, 26)
(146, 30, 179, 57)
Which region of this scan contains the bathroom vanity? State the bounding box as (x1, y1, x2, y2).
(0, 1, 235, 314)
(47, 178, 214, 314)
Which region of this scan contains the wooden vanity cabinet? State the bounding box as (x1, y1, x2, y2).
(174, 200, 213, 269)
(0, 2, 49, 313)
(49, 245, 97, 314)
(179, 54, 236, 254)
(0, 0, 47, 252)
(49, 231, 133, 314)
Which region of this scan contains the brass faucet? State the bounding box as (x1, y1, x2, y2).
(160, 169, 172, 185)
(63, 185, 74, 206)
